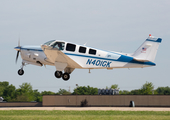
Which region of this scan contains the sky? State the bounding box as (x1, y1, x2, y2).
(0, 0, 170, 92)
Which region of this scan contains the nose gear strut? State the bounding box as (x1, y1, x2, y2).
(17, 62, 26, 76)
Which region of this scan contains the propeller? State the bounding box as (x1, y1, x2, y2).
(18, 38, 20, 47)
(16, 51, 20, 63)
(15, 38, 21, 64)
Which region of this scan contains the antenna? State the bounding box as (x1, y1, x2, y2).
(84, 42, 87, 46)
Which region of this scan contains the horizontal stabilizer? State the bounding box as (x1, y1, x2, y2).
(133, 58, 150, 62)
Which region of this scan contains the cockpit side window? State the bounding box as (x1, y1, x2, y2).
(51, 42, 65, 51)
(43, 40, 55, 46)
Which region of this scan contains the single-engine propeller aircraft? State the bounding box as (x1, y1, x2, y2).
(14, 34, 162, 81)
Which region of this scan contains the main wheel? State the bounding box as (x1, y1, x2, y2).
(62, 73, 70, 81)
(18, 69, 24, 76)
(55, 71, 62, 78)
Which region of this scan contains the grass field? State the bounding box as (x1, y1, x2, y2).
(0, 110, 170, 120)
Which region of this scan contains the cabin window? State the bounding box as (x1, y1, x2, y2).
(89, 49, 96, 55)
(51, 42, 65, 50)
(79, 46, 86, 53)
(66, 43, 76, 52)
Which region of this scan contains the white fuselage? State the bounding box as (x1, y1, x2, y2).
(19, 43, 155, 69)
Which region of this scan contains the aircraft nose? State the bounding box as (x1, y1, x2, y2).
(14, 46, 21, 51)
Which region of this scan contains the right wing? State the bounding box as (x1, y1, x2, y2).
(41, 45, 81, 71)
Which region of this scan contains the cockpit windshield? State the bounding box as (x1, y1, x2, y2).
(43, 40, 55, 46)
(51, 42, 65, 51)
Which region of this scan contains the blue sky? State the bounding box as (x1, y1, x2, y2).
(0, 0, 170, 92)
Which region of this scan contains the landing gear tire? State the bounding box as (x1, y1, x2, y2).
(55, 71, 62, 78)
(62, 73, 70, 81)
(18, 69, 24, 76)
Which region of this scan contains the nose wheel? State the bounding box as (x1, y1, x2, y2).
(17, 62, 26, 76)
(54, 71, 70, 81)
(18, 69, 24, 76)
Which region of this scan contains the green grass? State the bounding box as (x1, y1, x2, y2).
(0, 110, 170, 120)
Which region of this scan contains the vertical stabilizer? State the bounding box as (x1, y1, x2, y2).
(132, 35, 162, 62)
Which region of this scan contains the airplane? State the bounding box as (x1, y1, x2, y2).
(14, 34, 162, 81)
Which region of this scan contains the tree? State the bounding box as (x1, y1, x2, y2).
(72, 86, 98, 95)
(33, 90, 42, 102)
(111, 84, 119, 89)
(129, 89, 140, 95)
(106, 86, 109, 89)
(119, 90, 130, 95)
(0, 81, 9, 87)
(15, 83, 34, 102)
(156, 86, 170, 95)
(41, 91, 55, 95)
(139, 81, 154, 95)
(0, 81, 17, 102)
(0, 81, 9, 97)
(57, 89, 71, 95)
(3, 84, 16, 101)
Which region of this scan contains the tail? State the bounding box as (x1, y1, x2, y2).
(132, 35, 162, 62)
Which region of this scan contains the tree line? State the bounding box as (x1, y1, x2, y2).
(0, 81, 170, 102)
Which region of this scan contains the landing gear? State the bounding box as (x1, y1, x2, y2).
(17, 62, 26, 76)
(54, 71, 62, 78)
(54, 71, 70, 81)
(18, 69, 24, 76)
(62, 73, 70, 81)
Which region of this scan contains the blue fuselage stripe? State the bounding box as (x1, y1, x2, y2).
(64, 53, 155, 66)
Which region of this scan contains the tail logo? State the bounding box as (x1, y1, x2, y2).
(141, 47, 147, 53)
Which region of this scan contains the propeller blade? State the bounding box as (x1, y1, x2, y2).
(18, 38, 20, 47)
(16, 51, 20, 64)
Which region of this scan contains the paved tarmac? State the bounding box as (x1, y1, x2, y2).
(0, 107, 170, 111)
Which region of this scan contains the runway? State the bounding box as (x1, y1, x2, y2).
(0, 107, 170, 111)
